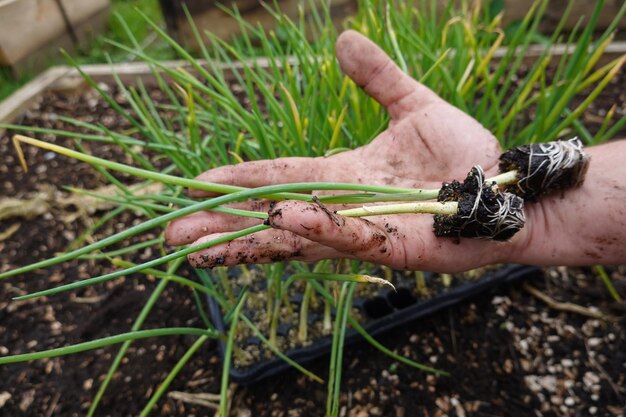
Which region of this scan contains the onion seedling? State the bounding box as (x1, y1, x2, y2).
(336, 138, 589, 241)
(415, 271, 428, 296)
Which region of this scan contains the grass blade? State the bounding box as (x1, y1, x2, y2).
(0, 328, 217, 365)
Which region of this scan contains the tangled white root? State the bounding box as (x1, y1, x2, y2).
(459, 166, 525, 240)
(510, 137, 590, 199)
(436, 166, 525, 241)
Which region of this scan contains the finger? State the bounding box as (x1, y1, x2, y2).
(267, 200, 404, 265)
(267, 201, 506, 272)
(165, 201, 273, 245)
(165, 212, 262, 246)
(336, 30, 440, 120)
(187, 229, 343, 268)
(190, 157, 322, 198)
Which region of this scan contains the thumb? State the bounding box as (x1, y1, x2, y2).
(336, 30, 440, 120)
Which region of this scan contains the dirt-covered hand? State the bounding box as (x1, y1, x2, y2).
(165, 30, 512, 272)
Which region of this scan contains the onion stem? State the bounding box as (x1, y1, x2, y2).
(338, 201, 458, 217)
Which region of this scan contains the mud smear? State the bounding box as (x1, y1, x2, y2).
(312, 196, 345, 227)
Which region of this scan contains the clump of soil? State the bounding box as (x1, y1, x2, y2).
(434, 166, 525, 241)
(500, 138, 590, 201)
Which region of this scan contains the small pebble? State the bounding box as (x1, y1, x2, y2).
(503, 359, 513, 374)
(563, 325, 577, 336)
(353, 390, 363, 402)
(525, 375, 557, 393)
(564, 397, 575, 407)
(588, 337, 602, 347)
(519, 339, 529, 352)
(583, 371, 600, 387)
(435, 397, 450, 412)
(369, 406, 382, 416)
(0, 392, 11, 408)
(83, 378, 93, 391)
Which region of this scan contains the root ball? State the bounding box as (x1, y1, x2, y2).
(499, 138, 590, 201)
(434, 166, 525, 241)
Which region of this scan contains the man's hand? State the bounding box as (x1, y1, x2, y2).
(165, 30, 516, 272)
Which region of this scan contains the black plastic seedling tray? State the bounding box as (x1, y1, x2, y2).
(207, 264, 542, 385)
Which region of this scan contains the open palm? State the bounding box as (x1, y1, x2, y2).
(165, 30, 512, 272)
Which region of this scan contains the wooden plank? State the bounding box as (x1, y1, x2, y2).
(65, 1, 111, 49)
(160, 0, 357, 51)
(49, 55, 301, 87)
(59, 0, 110, 26)
(66, 40, 626, 86)
(0, 0, 67, 65)
(57, 0, 111, 49)
(0, 66, 73, 132)
(1, 2, 110, 77)
(0, 0, 110, 75)
(504, 0, 626, 30)
(492, 41, 626, 66)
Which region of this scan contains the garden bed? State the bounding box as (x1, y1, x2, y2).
(0, 59, 625, 416)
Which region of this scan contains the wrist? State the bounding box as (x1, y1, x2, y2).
(505, 139, 626, 266)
